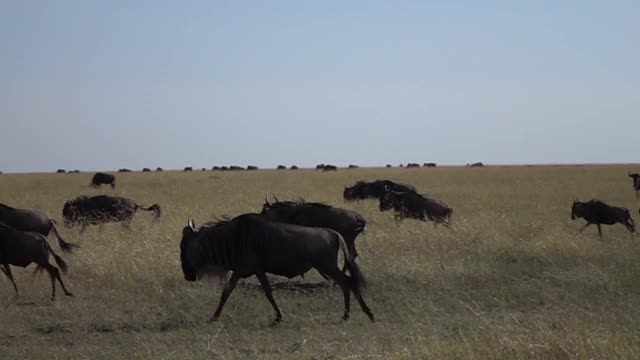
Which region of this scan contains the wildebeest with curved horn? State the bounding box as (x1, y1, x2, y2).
(180, 214, 374, 324)
(571, 198, 635, 238)
(261, 195, 367, 273)
(629, 172, 640, 199)
(63, 195, 161, 232)
(0, 203, 78, 253)
(0, 222, 74, 300)
(343, 179, 415, 202)
(379, 191, 453, 226)
(91, 172, 116, 189)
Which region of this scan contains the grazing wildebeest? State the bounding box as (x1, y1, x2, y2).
(220, 166, 229, 171)
(348, 165, 359, 169)
(71, 170, 81, 173)
(230, 166, 244, 171)
(379, 191, 452, 226)
(385, 164, 392, 168)
(201, 168, 207, 171)
(629, 172, 640, 199)
(290, 165, 299, 170)
(180, 215, 374, 324)
(0, 222, 74, 300)
(156, 167, 163, 172)
(0, 203, 78, 253)
(343, 180, 415, 202)
(247, 165, 259, 171)
(56, 169, 66, 173)
(118, 168, 132, 173)
(316, 164, 325, 170)
(469, 162, 484, 167)
(184, 167, 193, 172)
(63, 195, 161, 232)
(323, 165, 337, 172)
(91, 172, 116, 189)
(423, 163, 436, 168)
(571, 199, 635, 238)
(212, 166, 220, 170)
(277, 165, 286, 170)
(406, 163, 420, 168)
(142, 168, 151, 172)
(261, 196, 367, 273)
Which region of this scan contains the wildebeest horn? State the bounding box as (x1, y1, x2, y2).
(265, 194, 271, 207)
(188, 218, 196, 231)
(272, 193, 279, 203)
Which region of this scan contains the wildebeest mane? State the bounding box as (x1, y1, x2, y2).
(66, 195, 91, 206)
(267, 198, 332, 210)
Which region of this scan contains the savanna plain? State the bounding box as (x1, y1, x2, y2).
(1, 165, 640, 359)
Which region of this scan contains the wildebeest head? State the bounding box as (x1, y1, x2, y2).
(379, 192, 400, 212)
(343, 181, 367, 201)
(629, 172, 640, 186)
(571, 198, 585, 220)
(180, 219, 202, 281)
(62, 198, 85, 227)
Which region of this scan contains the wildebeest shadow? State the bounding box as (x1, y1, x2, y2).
(239, 280, 330, 294)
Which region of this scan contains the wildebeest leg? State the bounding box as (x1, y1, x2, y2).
(597, 224, 603, 238)
(577, 222, 591, 234)
(43, 263, 73, 301)
(255, 272, 283, 324)
(210, 272, 240, 323)
(1, 265, 19, 297)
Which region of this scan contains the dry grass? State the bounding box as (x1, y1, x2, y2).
(1, 165, 640, 359)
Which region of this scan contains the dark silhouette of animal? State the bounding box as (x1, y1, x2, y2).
(212, 166, 220, 170)
(247, 165, 259, 171)
(230, 166, 244, 171)
(571, 199, 635, 238)
(385, 164, 392, 168)
(343, 180, 415, 202)
(63, 195, 161, 232)
(91, 172, 116, 188)
(156, 167, 163, 172)
(261, 196, 367, 273)
(316, 164, 325, 170)
(142, 168, 151, 172)
(0, 203, 78, 253)
(423, 163, 436, 168)
(379, 191, 452, 226)
(118, 168, 132, 173)
(323, 165, 337, 172)
(70, 170, 81, 173)
(56, 169, 66, 173)
(0, 222, 74, 300)
(220, 166, 229, 171)
(180, 214, 374, 324)
(629, 172, 640, 199)
(184, 167, 193, 172)
(406, 163, 420, 168)
(290, 165, 299, 170)
(469, 162, 484, 167)
(277, 165, 286, 170)
(201, 168, 207, 171)
(348, 165, 359, 169)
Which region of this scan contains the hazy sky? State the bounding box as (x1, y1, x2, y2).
(1, 1, 638, 172)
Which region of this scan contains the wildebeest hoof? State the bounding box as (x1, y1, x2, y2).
(270, 318, 281, 327)
(208, 315, 219, 323)
(342, 313, 349, 321)
(65, 292, 74, 297)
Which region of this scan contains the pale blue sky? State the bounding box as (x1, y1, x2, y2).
(1, 1, 638, 172)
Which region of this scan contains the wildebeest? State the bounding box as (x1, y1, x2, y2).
(220, 166, 229, 171)
(70, 170, 81, 173)
(180, 214, 374, 324)
(0, 222, 74, 300)
(277, 165, 286, 170)
(343, 180, 415, 202)
(201, 168, 207, 171)
(316, 164, 325, 170)
(230, 166, 244, 171)
(63, 195, 161, 232)
(118, 168, 132, 173)
(629, 172, 640, 199)
(406, 163, 420, 168)
(247, 165, 259, 171)
(142, 168, 151, 172)
(156, 167, 163, 172)
(261, 196, 367, 273)
(423, 163, 437, 168)
(91, 172, 116, 189)
(348, 164, 359, 169)
(290, 165, 299, 170)
(379, 191, 452, 226)
(323, 164, 337, 172)
(571, 199, 635, 238)
(385, 164, 392, 168)
(184, 167, 193, 172)
(0, 203, 78, 253)
(56, 169, 66, 173)
(469, 162, 484, 167)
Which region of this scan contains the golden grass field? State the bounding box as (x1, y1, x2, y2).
(1, 165, 639, 359)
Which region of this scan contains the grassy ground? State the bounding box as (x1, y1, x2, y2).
(1, 165, 639, 359)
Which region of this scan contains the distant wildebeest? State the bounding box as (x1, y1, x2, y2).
(261, 196, 367, 273)
(247, 165, 259, 171)
(316, 164, 325, 170)
(230, 166, 244, 171)
(0, 222, 74, 300)
(212, 166, 220, 171)
(571, 199, 635, 238)
(180, 214, 374, 324)
(220, 166, 229, 171)
(201, 168, 207, 171)
(277, 165, 286, 170)
(118, 168, 132, 173)
(399, 164, 404, 168)
(142, 168, 151, 172)
(343, 180, 415, 202)
(379, 191, 452, 226)
(91, 172, 116, 189)
(423, 163, 436, 168)
(348, 165, 359, 169)
(63, 195, 161, 232)
(406, 163, 420, 168)
(70, 170, 81, 173)
(290, 165, 299, 170)
(56, 169, 66, 173)
(385, 164, 392, 168)
(184, 167, 193, 172)
(629, 172, 640, 199)
(323, 165, 337, 172)
(469, 162, 484, 167)
(0, 203, 78, 253)
(156, 167, 163, 172)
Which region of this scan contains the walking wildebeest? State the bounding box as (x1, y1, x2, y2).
(423, 163, 436, 168)
(142, 168, 151, 172)
(0, 222, 74, 300)
(629, 172, 640, 199)
(156, 167, 163, 172)
(91, 172, 116, 189)
(56, 169, 66, 173)
(261, 196, 367, 273)
(379, 191, 452, 226)
(343, 180, 415, 202)
(290, 165, 299, 170)
(118, 168, 132, 173)
(180, 214, 374, 324)
(277, 165, 286, 170)
(316, 164, 325, 170)
(571, 199, 635, 238)
(323, 164, 337, 172)
(469, 162, 484, 167)
(63, 195, 161, 232)
(385, 164, 392, 168)
(0, 203, 78, 253)
(247, 165, 259, 171)
(184, 167, 193, 172)
(406, 163, 420, 168)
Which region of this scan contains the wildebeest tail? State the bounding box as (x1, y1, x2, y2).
(40, 240, 69, 274)
(335, 231, 367, 292)
(50, 219, 79, 253)
(138, 204, 161, 219)
(626, 210, 636, 233)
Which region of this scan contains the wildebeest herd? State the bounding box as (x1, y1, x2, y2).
(1, 170, 639, 325)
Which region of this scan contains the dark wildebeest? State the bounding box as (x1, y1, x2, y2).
(220, 166, 229, 171)
(56, 169, 66, 173)
(118, 168, 132, 173)
(571, 199, 635, 238)
(91, 172, 116, 189)
(71, 170, 81, 173)
(63, 195, 161, 232)
(212, 166, 220, 170)
(0, 203, 78, 253)
(348, 165, 359, 169)
(379, 191, 452, 226)
(180, 215, 374, 324)
(343, 180, 415, 202)
(290, 165, 299, 170)
(184, 167, 193, 172)
(316, 164, 325, 170)
(277, 165, 286, 170)
(629, 172, 640, 199)
(156, 167, 163, 172)
(201, 168, 207, 171)
(230, 166, 244, 171)
(469, 162, 484, 167)
(142, 168, 151, 172)
(247, 165, 259, 171)
(323, 164, 337, 172)
(423, 163, 436, 168)
(261, 196, 366, 273)
(0, 222, 74, 300)
(385, 164, 392, 168)
(406, 163, 420, 168)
